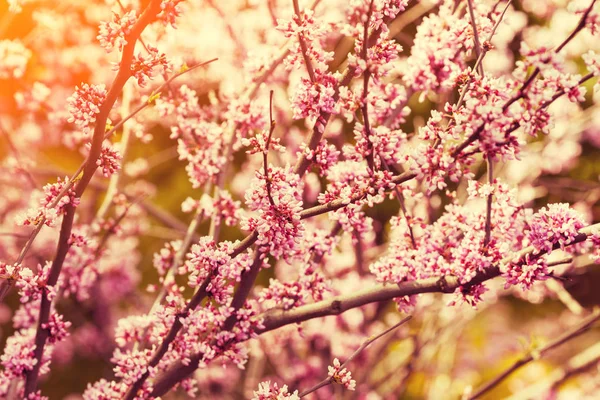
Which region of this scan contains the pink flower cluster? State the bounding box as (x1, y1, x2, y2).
(403, 1, 492, 92)
(527, 203, 586, 253)
(16, 177, 80, 227)
(130, 45, 171, 87)
(95, 144, 122, 177)
(97, 10, 138, 53)
(67, 83, 107, 135)
(253, 381, 299, 400)
(328, 358, 356, 391)
(243, 166, 305, 261)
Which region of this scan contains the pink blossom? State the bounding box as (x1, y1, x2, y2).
(67, 83, 107, 134)
(253, 381, 299, 400)
(95, 144, 122, 177)
(291, 72, 337, 120)
(158, 0, 185, 27)
(97, 10, 137, 53)
(242, 166, 305, 261)
(327, 358, 356, 391)
(527, 203, 586, 253)
(16, 177, 80, 227)
(129, 45, 171, 87)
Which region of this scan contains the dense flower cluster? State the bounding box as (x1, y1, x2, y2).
(130, 45, 171, 87)
(527, 203, 587, 253)
(403, 1, 492, 92)
(66, 83, 108, 135)
(97, 10, 138, 53)
(96, 144, 123, 177)
(243, 166, 305, 261)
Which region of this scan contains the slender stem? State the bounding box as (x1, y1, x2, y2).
(483, 155, 493, 248)
(292, 0, 316, 82)
(138, 206, 206, 341)
(361, 0, 376, 173)
(380, 156, 417, 248)
(96, 84, 133, 220)
(466, 0, 484, 76)
(555, 0, 597, 54)
(263, 91, 276, 207)
(298, 316, 412, 397)
(456, 0, 512, 109)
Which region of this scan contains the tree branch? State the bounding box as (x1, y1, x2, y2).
(23, 1, 163, 395)
(257, 224, 598, 334)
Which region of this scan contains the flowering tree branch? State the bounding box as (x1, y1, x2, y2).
(2, 1, 600, 398)
(257, 224, 599, 334)
(453, 0, 597, 157)
(22, 1, 164, 395)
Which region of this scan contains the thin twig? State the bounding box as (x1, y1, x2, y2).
(466, 0, 484, 76)
(361, 0, 376, 173)
(452, 0, 594, 156)
(292, 0, 316, 82)
(263, 91, 276, 207)
(483, 155, 493, 248)
(468, 308, 600, 400)
(456, 0, 512, 109)
(298, 316, 412, 397)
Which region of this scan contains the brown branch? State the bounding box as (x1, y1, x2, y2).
(123, 274, 213, 400)
(380, 156, 417, 248)
(149, 224, 598, 397)
(483, 155, 493, 248)
(263, 91, 276, 207)
(466, 0, 484, 76)
(456, 0, 511, 109)
(149, 252, 264, 397)
(361, 0, 376, 173)
(257, 225, 598, 334)
(23, 1, 163, 395)
(227, 171, 416, 259)
(548, 342, 600, 392)
(293, 14, 391, 177)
